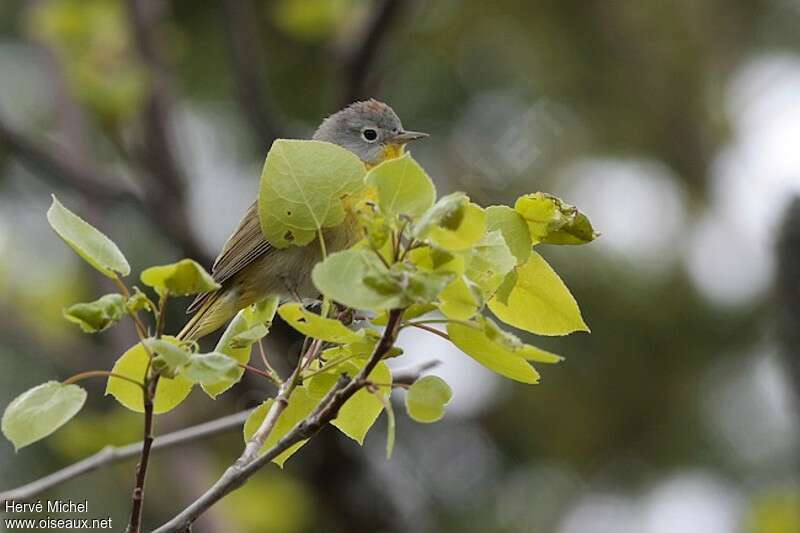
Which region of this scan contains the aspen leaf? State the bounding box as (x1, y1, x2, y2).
(486, 205, 532, 264)
(278, 302, 364, 344)
(106, 338, 193, 414)
(488, 251, 589, 335)
(2, 381, 87, 451)
(405, 376, 452, 423)
(258, 140, 366, 248)
(366, 153, 436, 219)
(47, 195, 130, 278)
(140, 259, 220, 296)
(63, 293, 126, 333)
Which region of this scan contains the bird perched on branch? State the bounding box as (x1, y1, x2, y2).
(179, 100, 427, 340)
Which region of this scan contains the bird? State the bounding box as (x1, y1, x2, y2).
(178, 100, 428, 341)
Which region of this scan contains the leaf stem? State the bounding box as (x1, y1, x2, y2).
(407, 323, 451, 341)
(63, 370, 145, 390)
(257, 340, 282, 383)
(238, 363, 280, 385)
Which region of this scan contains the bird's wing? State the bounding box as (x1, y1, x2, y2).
(186, 201, 273, 314)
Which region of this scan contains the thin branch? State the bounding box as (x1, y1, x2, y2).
(220, 0, 284, 148)
(340, 0, 406, 105)
(408, 322, 450, 341)
(126, 374, 160, 533)
(0, 409, 252, 505)
(154, 309, 406, 533)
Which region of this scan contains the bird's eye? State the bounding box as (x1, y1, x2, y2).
(362, 128, 378, 142)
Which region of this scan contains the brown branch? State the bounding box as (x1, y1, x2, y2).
(0, 119, 135, 202)
(126, 374, 160, 533)
(153, 308, 405, 533)
(124, 0, 208, 264)
(340, 0, 406, 105)
(220, 0, 284, 149)
(0, 409, 252, 505)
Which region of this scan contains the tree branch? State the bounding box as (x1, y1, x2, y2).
(340, 0, 405, 105)
(0, 409, 252, 505)
(220, 0, 284, 149)
(154, 309, 405, 533)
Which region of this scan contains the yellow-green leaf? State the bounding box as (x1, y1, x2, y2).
(488, 251, 589, 335)
(515, 192, 598, 245)
(140, 259, 220, 296)
(182, 352, 240, 385)
(258, 140, 366, 248)
(464, 231, 516, 296)
(106, 338, 193, 414)
(405, 376, 452, 423)
(312, 249, 406, 311)
(486, 205, 532, 264)
(427, 203, 487, 251)
(438, 276, 483, 321)
(306, 359, 391, 444)
(63, 293, 126, 333)
(407, 246, 465, 275)
(447, 319, 540, 384)
(278, 302, 363, 344)
(243, 388, 319, 467)
(2, 381, 87, 451)
(365, 153, 436, 219)
(47, 195, 130, 278)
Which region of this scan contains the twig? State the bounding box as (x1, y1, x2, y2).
(220, 0, 283, 148)
(340, 0, 405, 105)
(408, 322, 450, 341)
(126, 374, 160, 533)
(153, 309, 405, 533)
(0, 409, 252, 505)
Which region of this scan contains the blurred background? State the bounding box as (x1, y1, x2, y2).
(1, 0, 799, 532)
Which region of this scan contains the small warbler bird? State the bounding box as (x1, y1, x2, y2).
(179, 100, 427, 340)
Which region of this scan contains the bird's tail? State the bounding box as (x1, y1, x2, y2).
(177, 290, 237, 341)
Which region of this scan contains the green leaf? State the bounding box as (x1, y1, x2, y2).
(278, 302, 364, 344)
(414, 192, 468, 239)
(486, 205, 532, 264)
(427, 202, 487, 252)
(143, 337, 191, 369)
(204, 298, 279, 398)
(464, 231, 517, 296)
(126, 287, 152, 314)
(140, 259, 220, 296)
(334, 360, 392, 444)
(312, 249, 406, 311)
(405, 375, 452, 423)
(182, 352, 240, 385)
(438, 276, 483, 321)
(243, 388, 319, 467)
(2, 381, 87, 451)
(258, 139, 367, 248)
(63, 293, 126, 333)
(229, 324, 269, 349)
(407, 246, 465, 275)
(306, 359, 392, 444)
(106, 338, 193, 414)
(365, 153, 436, 219)
(47, 195, 130, 278)
(488, 251, 589, 335)
(519, 344, 564, 364)
(515, 192, 598, 245)
(447, 319, 540, 384)
(371, 303, 435, 326)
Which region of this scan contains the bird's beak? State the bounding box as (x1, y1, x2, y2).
(392, 130, 429, 143)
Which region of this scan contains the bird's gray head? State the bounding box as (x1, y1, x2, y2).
(313, 99, 428, 167)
